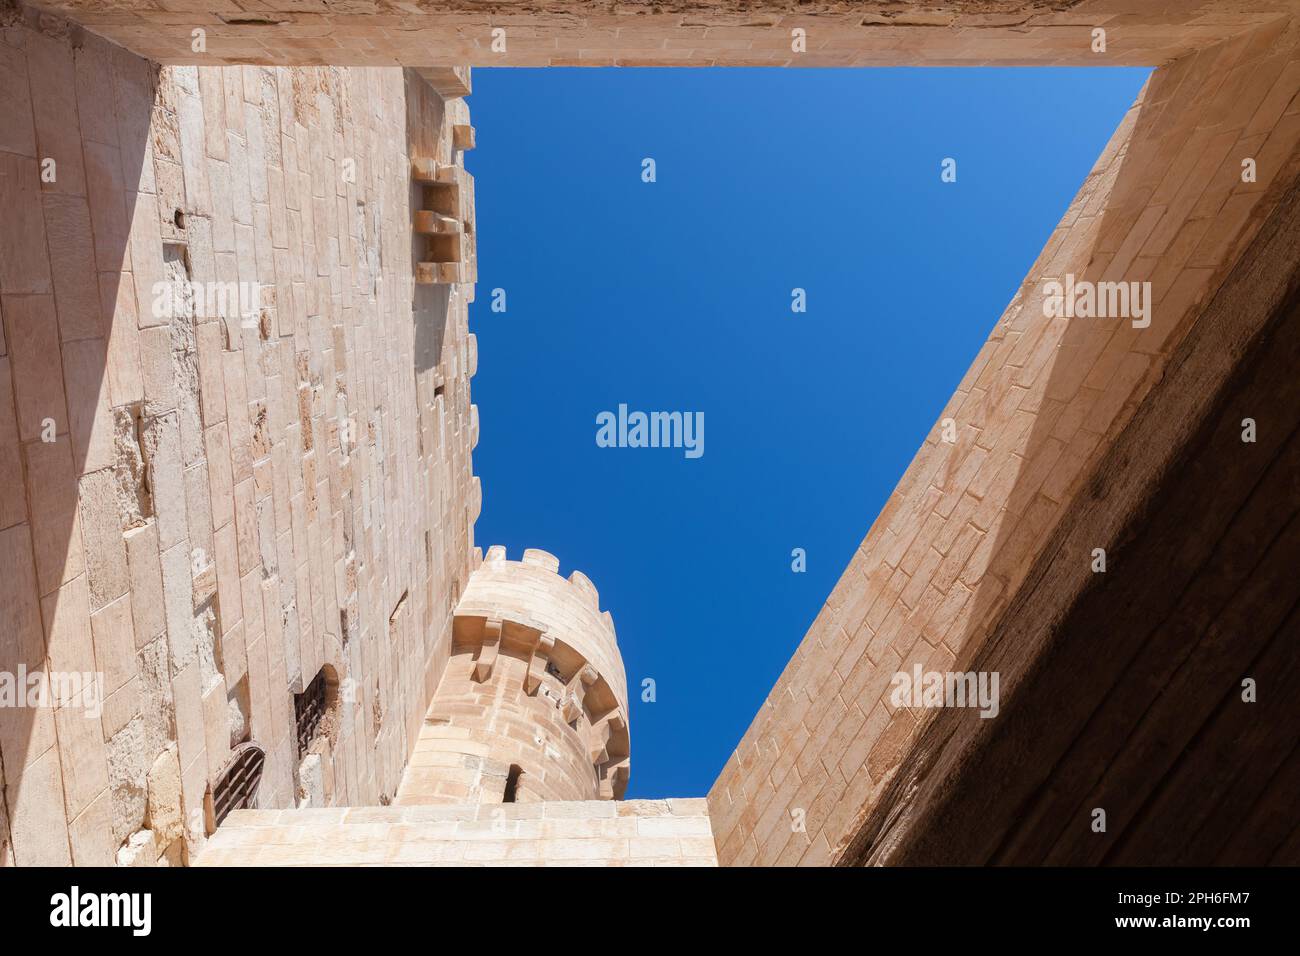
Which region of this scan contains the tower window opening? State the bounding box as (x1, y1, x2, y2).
(294, 668, 333, 759)
(503, 764, 523, 803)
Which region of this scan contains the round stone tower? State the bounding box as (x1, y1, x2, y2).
(396, 546, 631, 805)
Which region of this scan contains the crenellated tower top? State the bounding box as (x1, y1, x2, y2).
(397, 547, 631, 805)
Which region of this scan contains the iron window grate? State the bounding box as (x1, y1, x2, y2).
(212, 742, 266, 827)
(295, 670, 329, 760)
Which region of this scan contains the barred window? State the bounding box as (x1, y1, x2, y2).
(211, 742, 266, 827)
(294, 669, 331, 759)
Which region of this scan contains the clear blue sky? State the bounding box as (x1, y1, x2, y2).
(464, 66, 1150, 798)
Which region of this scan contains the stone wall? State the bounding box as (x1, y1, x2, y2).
(21, 0, 1298, 67)
(706, 16, 1300, 865)
(197, 798, 718, 866)
(0, 7, 478, 865)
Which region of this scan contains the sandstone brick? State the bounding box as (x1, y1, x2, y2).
(0, 39, 36, 158)
(116, 828, 159, 866)
(143, 412, 188, 550)
(146, 742, 184, 849)
(221, 618, 248, 691)
(26, 28, 85, 197)
(177, 87, 212, 215)
(127, 191, 166, 328)
(72, 33, 120, 150)
(24, 435, 86, 597)
(54, 702, 111, 821)
(223, 349, 254, 482)
(159, 539, 196, 674)
(105, 714, 150, 844)
(172, 663, 206, 785)
(100, 273, 145, 408)
(202, 675, 232, 783)
(0, 523, 57, 763)
(5, 294, 67, 441)
(44, 194, 103, 342)
(8, 747, 72, 865)
(214, 521, 244, 632)
(100, 673, 141, 742)
(91, 593, 137, 699)
(184, 460, 215, 572)
(77, 465, 134, 608)
(68, 789, 118, 865)
(124, 522, 166, 648)
(0, 358, 26, 530)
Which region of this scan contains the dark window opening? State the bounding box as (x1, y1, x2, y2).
(388, 590, 408, 639)
(503, 764, 523, 803)
(294, 669, 329, 760)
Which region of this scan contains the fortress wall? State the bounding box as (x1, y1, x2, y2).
(18, 0, 1296, 68)
(0, 8, 478, 865)
(707, 17, 1300, 865)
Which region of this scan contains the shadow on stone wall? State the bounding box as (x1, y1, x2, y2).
(0, 9, 157, 864)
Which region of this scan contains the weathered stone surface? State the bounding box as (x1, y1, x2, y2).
(296, 753, 325, 808)
(78, 469, 130, 611)
(145, 743, 184, 849)
(106, 715, 150, 845)
(116, 828, 158, 867)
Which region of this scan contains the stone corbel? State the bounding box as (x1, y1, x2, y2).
(524, 633, 555, 696)
(453, 124, 476, 151)
(589, 709, 626, 765)
(599, 757, 630, 800)
(562, 665, 598, 724)
(472, 618, 502, 682)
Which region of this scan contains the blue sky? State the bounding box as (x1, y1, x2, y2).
(463, 66, 1150, 798)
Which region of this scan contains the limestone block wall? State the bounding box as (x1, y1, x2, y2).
(396, 547, 632, 805)
(0, 8, 479, 865)
(23, 0, 1300, 68)
(197, 799, 718, 867)
(707, 17, 1300, 866)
